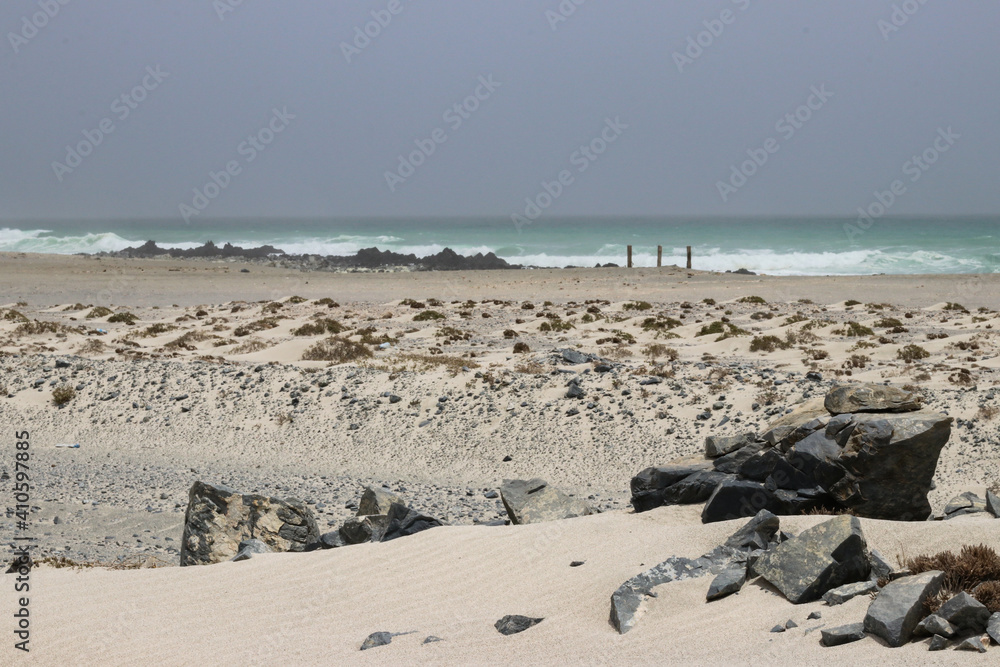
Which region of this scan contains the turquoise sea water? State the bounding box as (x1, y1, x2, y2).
(1, 217, 997, 276)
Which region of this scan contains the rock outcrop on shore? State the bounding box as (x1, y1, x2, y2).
(631, 384, 953, 522)
(101, 242, 520, 271)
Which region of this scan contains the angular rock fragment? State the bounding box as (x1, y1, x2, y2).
(358, 486, 404, 516)
(954, 636, 987, 653)
(936, 591, 991, 633)
(231, 538, 271, 562)
(928, 634, 949, 651)
(820, 623, 866, 646)
(987, 611, 1000, 645)
(706, 563, 747, 601)
(377, 502, 445, 542)
(863, 570, 945, 647)
(914, 614, 956, 639)
(705, 432, 755, 459)
(754, 515, 870, 604)
(822, 580, 879, 606)
(360, 632, 392, 650)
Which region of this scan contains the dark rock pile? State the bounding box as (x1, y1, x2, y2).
(631, 384, 955, 522)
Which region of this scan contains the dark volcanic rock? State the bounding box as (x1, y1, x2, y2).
(705, 432, 756, 458)
(943, 491, 987, 519)
(824, 384, 921, 415)
(358, 486, 404, 516)
(360, 631, 393, 650)
(863, 570, 945, 647)
(822, 580, 879, 606)
(936, 591, 991, 633)
(180, 481, 320, 566)
(377, 502, 445, 542)
(753, 515, 870, 604)
(494, 615, 543, 635)
(706, 563, 747, 601)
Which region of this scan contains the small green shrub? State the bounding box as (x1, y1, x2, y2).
(285, 296, 307, 304)
(107, 312, 138, 324)
(844, 321, 874, 337)
(737, 296, 766, 304)
(874, 317, 903, 328)
(539, 319, 574, 333)
(749, 335, 790, 353)
(233, 317, 282, 337)
(413, 310, 445, 322)
(301, 336, 374, 363)
(844, 299, 861, 307)
(291, 318, 346, 336)
(622, 301, 653, 311)
(641, 317, 682, 332)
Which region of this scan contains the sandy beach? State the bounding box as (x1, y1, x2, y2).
(1, 253, 999, 664)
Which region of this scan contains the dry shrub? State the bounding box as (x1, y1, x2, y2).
(165, 331, 214, 350)
(52, 386, 75, 406)
(302, 336, 373, 363)
(76, 339, 107, 355)
(977, 405, 998, 421)
(291, 318, 346, 336)
(905, 544, 1000, 612)
(231, 338, 273, 355)
(643, 343, 678, 362)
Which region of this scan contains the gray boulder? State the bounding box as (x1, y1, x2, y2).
(500, 479, 592, 525)
(358, 486, 403, 516)
(824, 384, 921, 415)
(822, 580, 879, 606)
(180, 481, 320, 566)
(928, 634, 949, 651)
(936, 591, 991, 633)
(754, 515, 870, 604)
(630, 459, 726, 512)
(377, 502, 445, 542)
(340, 514, 389, 545)
(863, 570, 945, 647)
(820, 623, 866, 647)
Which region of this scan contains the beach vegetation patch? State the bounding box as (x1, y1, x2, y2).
(696, 321, 748, 341)
(314, 298, 340, 308)
(749, 335, 790, 353)
(642, 343, 678, 362)
(874, 317, 903, 328)
(107, 312, 138, 324)
(292, 318, 346, 336)
(63, 303, 89, 311)
(230, 338, 273, 355)
(702, 298, 716, 306)
(85, 306, 112, 319)
(783, 315, 808, 326)
(844, 321, 874, 337)
(540, 319, 574, 333)
(944, 302, 969, 312)
(261, 302, 284, 314)
(897, 344, 930, 363)
(136, 323, 177, 338)
(737, 296, 766, 304)
(436, 326, 471, 342)
(513, 342, 530, 354)
(302, 336, 373, 363)
(413, 310, 445, 322)
(285, 296, 307, 304)
(623, 301, 653, 311)
(521, 301, 535, 310)
(843, 354, 870, 369)
(15, 320, 70, 336)
(165, 331, 215, 350)
(356, 327, 394, 346)
(905, 544, 1000, 613)
(233, 317, 282, 337)
(641, 317, 682, 332)
(52, 385, 75, 406)
(76, 339, 106, 355)
(844, 300, 861, 307)
(2, 309, 29, 323)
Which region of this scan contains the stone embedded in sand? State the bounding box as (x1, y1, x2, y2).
(943, 491, 988, 519)
(360, 631, 392, 650)
(928, 634, 949, 651)
(180, 481, 320, 566)
(819, 623, 866, 647)
(494, 615, 543, 635)
(954, 636, 988, 653)
(863, 570, 945, 647)
(753, 515, 870, 604)
(500, 479, 592, 525)
(706, 563, 747, 601)
(630, 460, 718, 512)
(358, 486, 404, 516)
(340, 514, 389, 545)
(987, 490, 1000, 518)
(824, 384, 921, 415)
(914, 614, 957, 638)
(987, 612, 1000, 645)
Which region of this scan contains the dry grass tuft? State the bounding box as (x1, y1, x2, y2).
(905, 544, 1000, 612)
(302, 336, 373, 363)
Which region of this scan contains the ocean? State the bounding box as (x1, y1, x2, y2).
(1, 217, 997, 276)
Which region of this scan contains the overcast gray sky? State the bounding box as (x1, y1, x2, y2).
(1, 0, 997, 220)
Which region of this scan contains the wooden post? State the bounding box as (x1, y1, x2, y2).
(686, 246, 692, 269)
(657, 245, 662, 267)
(627, 245, 633, 268)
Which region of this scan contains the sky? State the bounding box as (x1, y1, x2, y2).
(1, 0, 998, 221)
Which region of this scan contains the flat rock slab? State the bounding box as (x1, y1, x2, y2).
(820, 623, 866, 647)
(864, 570, 945, 647)
(495, 615, 543, 635)
(500, 478, 592, 525)
(823, 579, 879, 606)
(706, 563, 747, 601)
(754, 515, 870, 604)
(824, 384, 921, 415)
(611, 545, 738, 633)
(943, 491, 987, 519)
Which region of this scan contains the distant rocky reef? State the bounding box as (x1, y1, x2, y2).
(94, 241, 521, 271)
